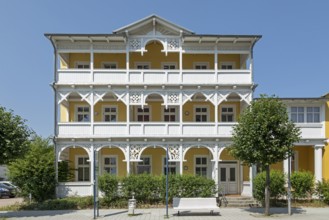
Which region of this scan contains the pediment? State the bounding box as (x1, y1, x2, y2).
(113, 14, 194, 36)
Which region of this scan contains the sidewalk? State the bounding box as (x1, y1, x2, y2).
(1, 207, 329, 220)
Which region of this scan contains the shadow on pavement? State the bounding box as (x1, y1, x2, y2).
(0, 210, 76, 218)
(104, 210, 128, 217)
(243, 207, 306, 215)
(173, 211, 221, 216)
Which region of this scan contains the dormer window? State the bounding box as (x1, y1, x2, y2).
(220, 62, 235, 70)
(102, 62, 117, 69)
(75, 62, 90, 69)
(135, 62, 150, 69)
(194, 62, 208, 69)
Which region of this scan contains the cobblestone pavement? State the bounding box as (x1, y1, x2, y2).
(1, 207, 329, 220)
(0, 198, 24, 208)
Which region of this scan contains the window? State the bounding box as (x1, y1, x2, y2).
(307, 107, 320, 123)
(163, 157, 177, 175)
(76, 106, 90, 122)
(195, 157, 207, 177)
(103, 106, 117, 122)
(291, 107, 304, 123)
(137, 107, 150, 122)
(75, 62, 90, 69)
(77, 157, 90, 181)
(163, 107, 178, 122)
(220, 62, 235, 70)
(103, 157, 117, 175)
(162, 63, 177, 69)
(221, 106, 234, 122)
(135, 62, 150, 69)
(137, 157, 151, 174)
(102, 62, 117, 69)
(290, 106, 320, 123)
(194, 62, 208, 69)
(195, 106, 208, 122)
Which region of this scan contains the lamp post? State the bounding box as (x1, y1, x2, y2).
(287, 156, 291, 215)
(165, 144, 169, 218)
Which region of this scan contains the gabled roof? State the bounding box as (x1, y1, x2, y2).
(113, 14, 194, 35)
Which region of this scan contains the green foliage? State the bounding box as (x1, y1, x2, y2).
(0, 106, 32, 164)
(20, 196, 93, 210)
(98, 173, 119, 204)
(230, 95, 300, 168)
(58, 160, 74, 182)
(8, 137, 56, 202)
(98, 174, 217, 206)
(315, 179, 329, 204)
(291, 171, 314, 199)
(121, 174, 161, 203)
(253, 170, 285, 202)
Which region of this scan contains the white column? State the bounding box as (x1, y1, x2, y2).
(213, 145, 219, 193)
(179, 91, 183, 135)
(214, 93, 218, 135)
(126, 39, 130, 82)
(126, 144, 130, 176)
(249, 165, 257, 197)
(314, 145, 324, 182)
(179, 143, 183, 175)
(90, 45, 94, 82)
(179, 40, 183, 83)
(90, 145, 95, 194)
(90, 90, 94, 135)
(214, 45, 218, 83)
(126, 88, 130, 135)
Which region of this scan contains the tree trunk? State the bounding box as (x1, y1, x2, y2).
(264, 165, 271, 216)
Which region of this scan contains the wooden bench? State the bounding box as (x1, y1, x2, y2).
(173, 197, 220, 216)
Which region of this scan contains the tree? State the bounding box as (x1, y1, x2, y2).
(0, 106, 32, 164)
(229, 95, 300, 215)
(8, 136, 56, 202)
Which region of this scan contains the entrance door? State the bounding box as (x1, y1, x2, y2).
(219, 162, 238, 194)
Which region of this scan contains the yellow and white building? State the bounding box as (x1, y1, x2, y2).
(45, 15, 328, 198)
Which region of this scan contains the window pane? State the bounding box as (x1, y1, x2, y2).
(144, 115, 150, 121)
(78, 158, 83, 165)
(314, 114, 320, 122)
(196, 115, 201, 122)
(307, 114, 313, 123)
(298, 107, 304, 113)
(201, 115, 207, 122)
(170, 115, 176, 122)
(291, 114, 297, 122)
(110, 115, 116, 122)
(84, 168, 90, 181)
(220, 168, 226, 182)
(201, 158, 207, 165)
(230, 168, 236, 181)
(196, 158, 201, 164)
(105, 158, 110, 165)
(298, 114, 304, 122)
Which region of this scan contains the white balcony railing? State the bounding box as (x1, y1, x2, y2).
(57, 122, 237, 138)
(57, 122, 326, 140)
(57, 69, 251, 85)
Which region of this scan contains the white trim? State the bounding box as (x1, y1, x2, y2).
(134, 62, 151, 69)
(101, 155, 118, 176)
(75, 61, 90, 69)
(75, 105, 90, 122)
(161, 62, 178, 69)
(194, 155, 209, 178)
(220, 105, 236, 122)
(162, 106, 179, 122)
(137, 155, 152, 174)
(193, 62, 209, 69)
(219, 61, 235, 69)
(75, 155, 90, 182)
(289, 106, 321, 123)
(193, 105, 210, 122)
(101, 62, 118, 69)
(102, 105, 118, 122)
(135, 106, 152, 122)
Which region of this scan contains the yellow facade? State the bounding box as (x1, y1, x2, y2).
(99, 148, 127, 177)
(183, 148, 211, 175)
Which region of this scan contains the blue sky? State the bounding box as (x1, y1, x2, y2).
(0, 0, 328, 138)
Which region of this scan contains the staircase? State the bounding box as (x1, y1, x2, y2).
(221, 196, 260, 208)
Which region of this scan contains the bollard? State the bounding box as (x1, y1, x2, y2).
(128, 198, 136, 215)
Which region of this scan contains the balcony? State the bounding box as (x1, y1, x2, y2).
(296, 123, 325, 139)
(57, 122, 236, 138)
(56, 69, 252, 85)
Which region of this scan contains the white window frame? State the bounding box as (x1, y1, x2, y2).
(290, 106, 321, 123)
(220, 62, 235, 70)
(194, 155, 208, 177)
(102, 62, 117, 69)
(135, 106, 152, 122)
(75, 105, 90, 122)
(220, 105, 236, 122)
(135, 62, 151, 69)
(137, 156, 152, 174)
(102, 105, 118, 122)
(75, 61, 90, 69)
(194, 105, 209, 122)
(75, 155, 90, 182)
(193, 62, 209, 70)
(162, 106, 178, 122)
(102, 155, 118, 176)
(161, 62, 177, 70)
(306, 107, 320, 123)
(162, 156, 179, 175)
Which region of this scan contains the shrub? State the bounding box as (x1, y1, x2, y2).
(291, 171, 314, 200)
(98, 174, 119, 204)
(315, 179, 329, 204)
(253, 170, 285, 203)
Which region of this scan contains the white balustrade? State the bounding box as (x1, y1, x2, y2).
(56, 69, 252, 85)
(94, 123, 127, 136)
(296, 123, 324, 139)
(58, 123, 91, 137)
(57, 182, 92, 197)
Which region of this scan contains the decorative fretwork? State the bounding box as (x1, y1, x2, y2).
(129, 145, 144, 160)
(168, 39, 179, 50)
(168, 145, 180, 160)
(130, 93, 141, 104)
(168, 93, 179, 103)
(129, 39, 141, 50)
(93, 44, 125, 51)
(57, 43, 90, 50)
